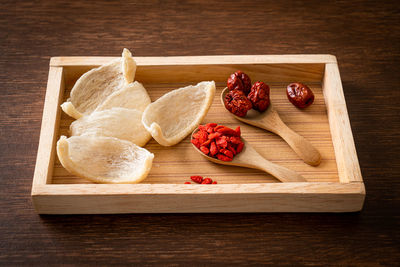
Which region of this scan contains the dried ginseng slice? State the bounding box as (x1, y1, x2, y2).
(95, 81, 151, 112)
(70, 107, 151, 147)
(61, 48, 136, 119)
(57, 135, 154, 184)
(142, 81, 216, 146)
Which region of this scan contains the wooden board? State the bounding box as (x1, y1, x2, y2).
(31, 55, 365, 214)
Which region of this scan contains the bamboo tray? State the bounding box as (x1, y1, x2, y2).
(31, 55, 365, 214)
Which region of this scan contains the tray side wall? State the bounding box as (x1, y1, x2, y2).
(32, 66, 64, 191)
(322, 63, 363, 183)
(32, 183, 365, 214)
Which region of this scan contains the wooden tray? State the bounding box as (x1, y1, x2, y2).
(31, 55, 365, 214)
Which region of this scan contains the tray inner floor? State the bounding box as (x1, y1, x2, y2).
(52, 81, 339, 184)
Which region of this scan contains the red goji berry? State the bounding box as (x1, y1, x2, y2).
(191, 176, 204, 184)
(184, 182, 191, 184)
(191, 138, 200, 148)
(206, 123, 218, 128)
(200, 146, 209, 155)
(234, 126, 241, 136)
(217, 154, 233, 161)
(229, 136, 241, 144)
(201, 139, 211, 147)
(201, 178, 213, 184)
(220, 149, 234, 159)
(208, 132, 222, 140)
(216, 126, 240, 137)
(198, 131, 208, 144)
(210, 142, 218, 156)
(212, 181, 217, 184)
(214, 125, 225, 131)
(227, 145, 237, 156)
(236, 142, 244, 153)
(216, 136, 228, 148)
(198, 125, 207, 131)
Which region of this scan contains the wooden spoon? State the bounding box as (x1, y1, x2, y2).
(221, 87, 321, 166)
(191, 129, 306, 182)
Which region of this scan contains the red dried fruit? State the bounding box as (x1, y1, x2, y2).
(206, 123, 218, 128)
(224, 89, 253, 117)
(216, 126, 240, 136)
(201, 139, 211, 147)
(286, 82, 315, 108)
(236, 142, 244, 153)
(229, 136, 241, 144)
(210, 142, 218, 156)
(191, 138, 200, 148)
(216, 136, 228, 149)
(191, 176, 204, 184)
(200, 146, 209, 155)
(202, 178, 213, 184)
(234, 126, 241, 136)
(212, 181, 217, 184)
(184, 182, 191, 184)
(227, 70, 252, 95)
(220, 149, 234, 159)
(248, 81, 270, 112)
(198, 125, 207, 131)
(227, 146, 237, 156)
(214, 125, 225, 131)
(217, 154, 233, 161)
(208, 132, 222, 140)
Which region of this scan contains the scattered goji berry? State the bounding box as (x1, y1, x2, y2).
(212, 181, 217, 184)
(201, 178, 213, 184)
(191, 176, 204, 184)
(184, 182, 191, 184)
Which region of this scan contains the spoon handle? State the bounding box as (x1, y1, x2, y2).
(249, 155, 307, 182)
(270, 116, 321, 166)
(234, 144, 307, 182)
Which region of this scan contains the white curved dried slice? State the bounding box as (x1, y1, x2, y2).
(95, 81, 151, 112)
(61, 48, 136, 119)
(142, 81, 216, 146)
(70, 107, 151, 147)
(57, 135, 154, 184)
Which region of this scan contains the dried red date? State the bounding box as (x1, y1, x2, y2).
(227, 70, 252, 95)
(247, 81, 270, 112)
(286, 82, 314, 108)
(224, 89, 252, 117)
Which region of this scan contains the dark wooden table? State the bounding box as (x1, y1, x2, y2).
(1, 0, 399, 265)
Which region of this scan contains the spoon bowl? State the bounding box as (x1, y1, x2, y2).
(221, 87, 321, 166)
(191, 129, 306, 183)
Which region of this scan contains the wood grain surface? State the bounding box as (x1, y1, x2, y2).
(0, 0, 399, 265)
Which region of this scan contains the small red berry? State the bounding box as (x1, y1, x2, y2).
(190, 176, 204, 184)
(201, 178, 213, 184)
(212, 181, 217, 184)
(184, 182, 191, 184)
